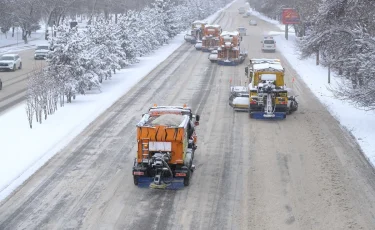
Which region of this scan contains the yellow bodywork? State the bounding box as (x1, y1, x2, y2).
(247, 59, 288, 105)
(252, 71, 285, 87)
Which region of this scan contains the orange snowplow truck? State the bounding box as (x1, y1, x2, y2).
(217, 31, 247, 66)
(202, 24, 222, 52)
(133, 105, 200, 189)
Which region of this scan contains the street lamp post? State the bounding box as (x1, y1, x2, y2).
(328, 63, 331, 84)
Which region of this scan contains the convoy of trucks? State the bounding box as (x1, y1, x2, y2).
(184, 20, 207, 44)
(133, 4, 300, 190)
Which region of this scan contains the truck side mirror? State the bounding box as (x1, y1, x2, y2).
(195, 114, 200, 121)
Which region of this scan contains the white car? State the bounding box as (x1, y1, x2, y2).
(243, 12, 251, 18)
(249, 20, 257, 26)
(208, 50, 218, 63)
(261, 37, 276, 52)
(237, 27, 247, 36)
(0, 54, 22, 71)
(34, 45, 50, 60)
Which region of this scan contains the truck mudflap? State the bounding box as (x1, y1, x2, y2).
(135, 177, 185, 190)
(250, 111, 286, 119)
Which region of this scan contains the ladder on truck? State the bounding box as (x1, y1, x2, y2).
(141, 138, 150, 163)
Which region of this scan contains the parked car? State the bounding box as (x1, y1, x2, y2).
(249, 20, 257, 26)
(34, 45, 50, 60)
(0, 54, 22, 71)
(261, 36, 276, 52)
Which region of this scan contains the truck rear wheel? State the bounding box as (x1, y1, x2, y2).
(184, 169, 191, 186)
(133, 176, 138, 185)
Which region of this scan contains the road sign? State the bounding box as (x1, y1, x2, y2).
(282, 8, 300, 24)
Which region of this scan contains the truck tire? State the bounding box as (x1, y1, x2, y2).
(133, 176, 139, 185)
(184, 169, 191, 186)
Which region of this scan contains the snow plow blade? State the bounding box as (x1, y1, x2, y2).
(250, 112, 286, 119)
(136, 177, 185, 190)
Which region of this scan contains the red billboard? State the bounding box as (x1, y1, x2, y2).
(282, 8, 300, 24)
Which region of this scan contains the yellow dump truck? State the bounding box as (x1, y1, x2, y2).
(133, 105, 200, 189)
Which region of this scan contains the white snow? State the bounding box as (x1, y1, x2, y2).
(246, 7, 295, 33)
(233, 97, 249, 106)
(221, 31, 240, 36)
(249, 9, 375, 167)
(0, 28, 44, 48)
(0, 0, 237, 201)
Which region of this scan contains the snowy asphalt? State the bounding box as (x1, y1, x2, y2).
(1, 1, 375, 229)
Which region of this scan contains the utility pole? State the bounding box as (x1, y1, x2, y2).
(285, 24, 288, 40)
(328, 63, 331, 84)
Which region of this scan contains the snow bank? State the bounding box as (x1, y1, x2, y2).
(274, 34, 375, 166)
(249, 9, 375, 167)
(0, 0, 237, 201)
(246, 7, 295, 32)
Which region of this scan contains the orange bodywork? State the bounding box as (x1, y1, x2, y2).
(202, 25, 221, 49)
(217, 32, 240, 60)
(137, 125, 188, 165)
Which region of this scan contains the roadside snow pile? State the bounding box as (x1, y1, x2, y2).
(0, 28, 45, 48)
(0, 0, 237, 201)
(247, 7, 295, 32)
(248, 7, 375, 167)
(273, 33, 375, 166)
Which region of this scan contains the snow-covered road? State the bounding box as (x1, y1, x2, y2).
(1, 0, 375, 229)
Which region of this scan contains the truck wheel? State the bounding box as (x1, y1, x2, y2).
(13, 64, 16, 71)
(133, 176, 139, 185)
(19, 62, 22, 69)
(184, 169, 191, 186)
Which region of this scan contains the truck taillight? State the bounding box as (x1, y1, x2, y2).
(277, 97, 287, 104)
(175, 173, 186, 177)
(133, 171, 144, 176)
(250, 99, 257, 104)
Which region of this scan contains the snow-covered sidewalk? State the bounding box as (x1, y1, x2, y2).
(250, 9, 375, 166)
(0, 1, 236, 201)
